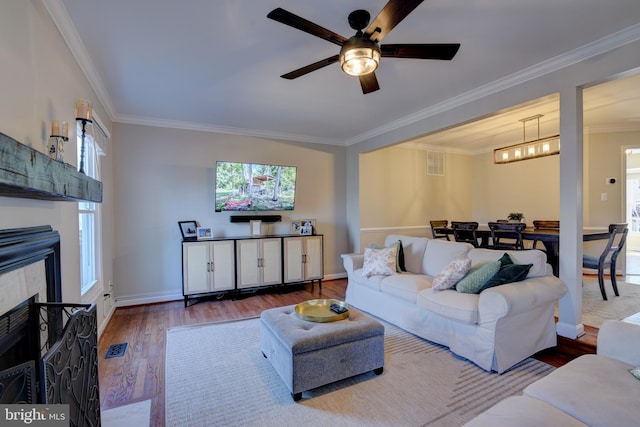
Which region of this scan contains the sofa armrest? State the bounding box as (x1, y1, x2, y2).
(341, 253, 364, 275)
(478, 276, 567, 322)
(597, 320, 640, 366)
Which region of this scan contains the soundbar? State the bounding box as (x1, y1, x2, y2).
(229, 215, 282, 223)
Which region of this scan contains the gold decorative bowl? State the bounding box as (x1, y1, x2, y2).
(294, 299, 350, 323)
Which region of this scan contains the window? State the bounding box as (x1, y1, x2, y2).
(77, 121, 107, 295)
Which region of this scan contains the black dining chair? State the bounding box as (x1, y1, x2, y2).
(451, 221, 480, 247)
(583, 223, 628, 300)
(488, 222, 526, 250)
(532, 220, 560, 249)
(430, 220, 450, 240)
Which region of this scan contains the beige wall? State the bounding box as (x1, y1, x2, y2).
(359, 144, 559, 231)
(359, 131, 637, 256)
(112, 124, 348, 302)
(0, 1, 114, 331)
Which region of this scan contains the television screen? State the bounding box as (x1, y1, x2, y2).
(215, 161, 297, 212)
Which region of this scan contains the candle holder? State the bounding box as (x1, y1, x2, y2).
(48, 135, 68, 162)
(76, 118, 92, 174)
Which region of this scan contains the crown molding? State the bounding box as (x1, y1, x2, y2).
(586, 123, 640, 134)
(45, 0, 640, 147)
(113, 114, 344, 146)
(44, 0, 116, 120)
(345, 23, 640, 146)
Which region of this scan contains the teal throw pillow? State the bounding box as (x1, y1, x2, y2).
(498, 252, 514, 266)
(455, 261, 501, 294)
(480, 263, 533, 292)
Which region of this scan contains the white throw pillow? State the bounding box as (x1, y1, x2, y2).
(362, 246, 398, 278)
(432, 258, 472, 291)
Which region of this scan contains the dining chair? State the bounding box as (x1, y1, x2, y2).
(429, 220, 450, 240)
(451, 221, 480, 247)
(582, 223, 628, 300)
(488, 221, 526, 250)
(532, 220, 560, 249)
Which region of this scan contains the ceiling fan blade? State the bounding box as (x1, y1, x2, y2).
(267, 8, 348, 46)
(359, 73, 380, 94)
(364, 0, 424, 42)
(381, 44, 460, 60)
(281, 55, 340, 80)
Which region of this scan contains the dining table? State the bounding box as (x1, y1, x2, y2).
(434, 225, 611, 276)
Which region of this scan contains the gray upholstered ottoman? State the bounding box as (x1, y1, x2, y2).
(260, 304, 385, 401)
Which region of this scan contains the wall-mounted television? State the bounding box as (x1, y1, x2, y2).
(215, 161, 297, 212)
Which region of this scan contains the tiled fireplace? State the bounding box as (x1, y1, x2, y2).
(0, 226, 100, 425)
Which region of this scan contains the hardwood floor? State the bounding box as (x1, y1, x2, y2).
(97, 278, 596, 426)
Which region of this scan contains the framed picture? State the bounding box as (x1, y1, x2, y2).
(299, 225, 313, 236)
(178, 220, 198, 239)
(250, 220, 262, 236)
(290, 220, 301, 234)
(196, 227, 213, 240)
(299, 219, 316, 234)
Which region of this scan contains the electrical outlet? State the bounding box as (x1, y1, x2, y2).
(601, 192, 608, 201)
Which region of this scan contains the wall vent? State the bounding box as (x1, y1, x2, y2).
(427, 151, 445, 176)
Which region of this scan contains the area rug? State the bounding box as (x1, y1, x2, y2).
(165, 317, 554, 427)
(581, 279, 640, 327)
(101, 399, 151, 427)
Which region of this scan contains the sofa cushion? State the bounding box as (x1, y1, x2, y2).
(351, 268, 386, 291)
(380, 273, 433, 303)
(456, 261, 501, 294)
(384, 234, 428, 274)
(362, 246, 397, 278)
(422, 239, 473, 276)
(463, 396, 589, 427)
(524, 354, 640, 427)
(432, 258, 472, 291)
(417, 288, 480, 324)
(468, 248, 548, 277)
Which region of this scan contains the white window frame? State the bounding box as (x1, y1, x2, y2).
(77, 120, 105, 296)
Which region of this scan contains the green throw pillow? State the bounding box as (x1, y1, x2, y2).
(630, 366, 640, 381)
(455, 261, 501, 294)
(498, 252, 514, 266)
(479, 263, 533, 292)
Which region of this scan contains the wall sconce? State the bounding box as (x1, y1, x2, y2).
(76, 100, 93, 174)
(48, 120, 69, 162)
(494, 114, 560, 164)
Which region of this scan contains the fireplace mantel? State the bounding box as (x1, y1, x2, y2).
(0, 132, 102, 202)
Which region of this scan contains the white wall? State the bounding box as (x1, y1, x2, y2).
(0, 1, 115, 331)
(111, 123, 348, 304)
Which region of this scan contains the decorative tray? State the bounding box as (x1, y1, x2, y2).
(294, 299, 349, 323)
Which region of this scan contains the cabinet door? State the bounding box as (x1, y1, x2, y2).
(304, 235, 324, 280)
(183, 242, 211, 295)
(261, 238, 282, 285)
(283, 237, 304, 283)
(236, 239, 260, 289)
(211, 240, 235, 291)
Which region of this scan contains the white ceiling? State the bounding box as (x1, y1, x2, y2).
(53, 0, 640, 151)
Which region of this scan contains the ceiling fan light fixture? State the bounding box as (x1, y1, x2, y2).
(339, 37, 380, 76)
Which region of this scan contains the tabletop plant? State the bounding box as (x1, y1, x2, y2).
(507, 212, 525, 222)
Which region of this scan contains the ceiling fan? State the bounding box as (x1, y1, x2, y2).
(267, 0, 460, 94)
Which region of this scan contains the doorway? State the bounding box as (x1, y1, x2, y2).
(625, 148, 640, 282)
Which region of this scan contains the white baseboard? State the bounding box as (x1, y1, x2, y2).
(112, 274, 347, 308)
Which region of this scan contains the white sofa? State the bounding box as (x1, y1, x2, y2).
(341, 234, 567, 373)
(465, 320, 640, 427)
